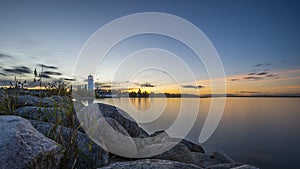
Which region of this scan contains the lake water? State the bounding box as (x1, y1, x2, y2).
(88, 97, 300, 169)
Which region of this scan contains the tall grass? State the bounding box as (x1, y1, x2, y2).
(0, 85, 97, 169)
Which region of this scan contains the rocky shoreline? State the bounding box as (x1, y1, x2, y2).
(0, 90, 259, 169)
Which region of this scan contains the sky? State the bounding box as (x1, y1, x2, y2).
(0, 0, 299, 95)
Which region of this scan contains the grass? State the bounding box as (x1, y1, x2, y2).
(0, 86, 99, 169)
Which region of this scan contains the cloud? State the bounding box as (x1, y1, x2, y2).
(37, 64, 58, 70)
(0, 53, 14, 59)
(239, 91, 261, 94)
(265, 74, 276, 78)
(63, 78, 76, 81)
(257, 72, 268, 75)
(230, 79, 239, 81)
(254, 63, 272, 67)
(181, 85, 204, 89)
(100, 85, 112, 88)
(254, 63, 263, 67)
(243, 76, 264, 81)
(140, 83, 155, 87)
(3, 66, 32, 75)
(0, 72, 7, 76)
(43, 71, 62, 76)
(39, 73, 51, 79)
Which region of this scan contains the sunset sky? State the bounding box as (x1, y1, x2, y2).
(0, 0, 299, 95)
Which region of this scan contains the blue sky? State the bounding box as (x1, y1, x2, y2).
(0, 0, 299, 94)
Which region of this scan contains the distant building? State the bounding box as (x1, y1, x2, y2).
(87, 75, 94, 90)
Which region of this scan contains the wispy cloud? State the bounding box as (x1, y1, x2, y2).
(181, 85, 204, 89)
(254, 63, 272, 67)
(0, 53, 14, 59)
(39, 73, 51, 79)
(140, 83, 155, 87)
(37, 64, 58, 70)
(43, 71, 62, 76)
(63, 78, 76, 81)
(3, 66, 32, 75)
(239, 91, 261, 94)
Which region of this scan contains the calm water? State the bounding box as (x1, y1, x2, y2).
(88, 97, 300, 169)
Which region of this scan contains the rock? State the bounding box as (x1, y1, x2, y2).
(14, 106, 79, 128)
(148, 130, 171, 144)
(50, 95, 71, 103)
(15, 95, 54, 108)
(212, 151, 235, 163)
(231, 164, 260, 169)
(14, 95, 70, 108)
(29, 119, 109, 168)
(84, 117, 138, 157)
(190, 152, 214, 166)
(138, 142, 193, 163)
(100, 159, 203, 169)
(200, 159, 222, 168)
(150, 130, 170, 137)
(206, 163, 244, 169)
(149, 130, 205, 153)
(77, 103, 149, 138)
(0, 115, 62, 169)
(179, 139, 205, 153)
(189, 152, 222, 168)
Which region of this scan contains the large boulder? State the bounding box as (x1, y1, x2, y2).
(14, 95, 71, 108)
(138, 142, 193, 163)
(212, 151, 235, 163)
(77, 103, 149, 138)
(205, 163, 244, 169)
(29, 119, 109, 168)
(100, 159, 203, 169)
(149, 130, 205, 153)
(84, 117, 138, 157)
(190, 152, 222, 168)
(231, 165, 260, 169)
(0, 116, 63, 169)
(14, 106, 79, 128)
(15, 95, 55, 108)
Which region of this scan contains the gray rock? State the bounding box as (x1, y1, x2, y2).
(14, 95, 70, 108)
(0, 115, 63, 169)
(15, 95, 54, 107)
(190, 152, 214, 166)
(29, 119, 109, 168)
(200, 159, 222, 168)
(100, 159, 203, 169)
(206, 163, 244, 169)
(212, 151, 235, 163)
(180, 139, 205, 153)
(85, 117, 138, 157)
(14, 106, 79, 128)
(138, 142, 193, 163)
(77, 103, 149, 138)
(232, 164, 260, 169)
(150, 130, 170, 137)
(149, 130, 205, 153)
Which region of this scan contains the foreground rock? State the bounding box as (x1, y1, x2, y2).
(149, 130, 205, 153)
(100, 159, 203, 169)
(85, 117, 138, 157)
(15, 106, 79, 128)
(0, 116, 62, 169)
(138, 142, 193, 163)
(14, 95, 70, 108)
(77, 103, 149, 138)
(29, 119, 109, 168)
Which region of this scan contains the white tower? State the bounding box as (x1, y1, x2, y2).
(87, 75, 94, 91)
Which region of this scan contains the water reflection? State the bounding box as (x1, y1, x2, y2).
(87, 97, 300, 169)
